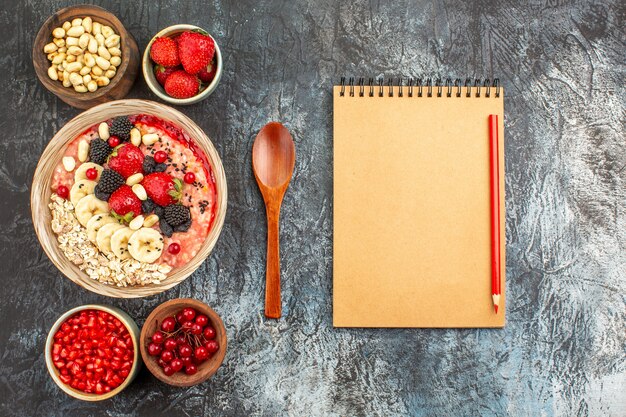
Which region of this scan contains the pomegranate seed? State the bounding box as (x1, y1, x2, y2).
(184, 172, 195, 184)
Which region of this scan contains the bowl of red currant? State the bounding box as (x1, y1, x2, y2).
(140, 298, 226, 386)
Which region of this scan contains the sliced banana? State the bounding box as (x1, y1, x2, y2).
(69, 179, 96, 206)
(96, 223, 125, 254)
(127, 228, 164, 263)
(110, 227, 135, 260)
(86, 213, 117, 242)
(75, 195, 109, 226)
(74, 162, 103, 182)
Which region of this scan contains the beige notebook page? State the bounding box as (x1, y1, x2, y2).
(333, 85, 505, 328)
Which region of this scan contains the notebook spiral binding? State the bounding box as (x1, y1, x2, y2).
(339, 77, 500, 98)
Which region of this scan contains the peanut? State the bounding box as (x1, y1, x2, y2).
(110, 56, 121, 67)
(79, 33, 90, 49)
(71, 18, 83, 27)
(82, 17, 92, 33)
(131, 184, 148, 201)
(88, 36, 98, 54)
(79, 65, 91, 76)
(77, 140, 89, 162)
(62, 21, 71, 31)
(65, 54, 76, 63)
(95, 33, 105, 46)
(105, 69, 116, 79)
(43, 43, 57, 53)
(126, 173, 144, 186)
(104, 35, 120, 48)
(82, 74, 91, 84)
(62, 156, 75, 172)
(52, 27, 65, 38)
(47, 52, 56, 61)
(47, 67, 58, 80)
(108, 47, 121, 57)
(65, 36, 79, 46)
(92, 22, 102, 35)
(97, 45, 111, 60)
(142, 134, 159, 146)
(67, 45, 82, 56)
(143, 214, 159, 228)
(69, 72, 83, 86)
(62, 78, 72, 88)
(52, 53, 65, 65)
(129, 215, 145, 231)
(130, 128, 141, 146)
(87, 80, 98, 92)
(96, 76, 110, 87)
(98, 122, 110, 140)
(66, 26, 85, 37)
(96, 56, 111, 70)
(52, 37, 65, 48)
(91, 65, 103, 76)
(102, 26, 114, 38)
(65, 61, 82, 73)
(57, 46, 67, 53)
(74, 84, 88, 93)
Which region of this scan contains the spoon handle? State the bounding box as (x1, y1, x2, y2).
(264, 204, 281, 318)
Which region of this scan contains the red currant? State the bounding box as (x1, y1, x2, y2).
(181, 356, 192, 366)
(160, 350, 174, 363)
(154, 150, 167, 163)
(175, 334, 187, 345)
(193, 346, 209, 362)
(190, 323, 203, 335)
(57, 185, 69, 199)
(108, 136, 121, 147)
(147, 343, 162, 356)
(161, 317, 176, 332)
(203, 326, 216, 340)
(184, 364, 198, 375)
(168, 243, 181, 255)
(178, 344, 192, 358)
(195, 314, 208, 327)
(205, 340, 219, 353)
(183, 172, 195, 184)
(85, 167, 98, 180)
(182, 308, 196, 322)
(151, 331, 165, 344)
(163, 365, 175, 376)
(176, 311, 187, 324)
(164, 338, 178, 351)
(170, 358, 184, 372)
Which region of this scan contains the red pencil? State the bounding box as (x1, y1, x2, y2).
(489, 114, 501, 314)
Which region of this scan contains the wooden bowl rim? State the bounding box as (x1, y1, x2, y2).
(139, 298, 227, 387)
(141, 24, 223, 105)
(44, 304, 141, 401)
(30, 99, 228, 298)
(32, 4, 136, 103)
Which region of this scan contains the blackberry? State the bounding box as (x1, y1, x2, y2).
(159, 218, 173, 237)
(94, 189, 111, 201)
(174, 220, 191, 232)
(142, 155, 156, 174)
(89, 138, 111, 165)
(164, 204, 191, 227)
(154, 206, 164, 217)
(95, 169, 124, 194)
(141, 198, 156, 213)
(109, 116, 134, 141)
(154, 163, 167, 172)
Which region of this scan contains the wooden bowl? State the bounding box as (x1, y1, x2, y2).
(31, 99, 228, 298)
(33, 5, 140, 109)
(142, 24, 223, 105)
(140, 299, 227, 386)
(45, 304, 141, 401)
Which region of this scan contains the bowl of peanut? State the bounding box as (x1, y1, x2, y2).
(33, 5, 140, 109)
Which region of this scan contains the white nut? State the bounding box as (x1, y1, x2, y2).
(88, 37, 98, 54)
(74, 84, 87, 93)
(66, 26, 85, 37)
(67, 45, 83, 56)
(87, 80, 98, 92)
(62, 21, 71, 31)
(62, 156, 76, 172)
(71, 18, 83, 27)
(91, 65, 103, 76)
(104, 34, 120, 48)
(65, 61, 82, 73)
(53, 37, 65, 48)
(65, 36, 79, 46)
(96, 76, 110, 87)
(129, 215, 145, 231)
(126, 173, 144, 186)
(130, 128, 141, 146)
(69, 72, 83, 86)
(57, 70, 64, 81)
(102, 26, 114, 38)
(95, 33, 105, 46)
(77, 140, 89, 162)
(98, 122, 110, 140)
(63, 70, 70, 80)
(79, 66, 91, 76)
(47, 52, 57, 61)
(43, 42, 57, 53)
(97, 45, 111, 60)
(83, 52, 96, 67)
(95, 56, 111, 70)
(92, 21, 102, 35)
(108, 47, 121, 57)
(82, 74, 91, 84)
(76, 54, 84, 64)
(52, 27, 65, 38)
(110, 56, 121, 67)
(79, 33, 90, 49)
(141, 133, 159, 146)
(65, 54, 76, 63)
(82, 17, 92, 33)
(57, 46, 67, 53)
(62, 78, 72, 88)
(52, 53, 65, 65)
(131, 184, 148, 201)
(47, 66, 58, 80)
(143, 214, 159, 228)
(105, 69, 116, 79)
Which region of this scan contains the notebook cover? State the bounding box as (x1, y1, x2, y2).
(333, 85, 505, 328)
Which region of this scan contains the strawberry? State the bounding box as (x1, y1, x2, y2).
(198, 59, 217, 83)
(109, 185, 143, 221)
(164, 70, 200, 99)
(107, 143, 144, 178)
(154, 64, 179, 87)
(177, 31, 215, 75)
(149, 37, 180, 67)
(142, 173, 183, 206)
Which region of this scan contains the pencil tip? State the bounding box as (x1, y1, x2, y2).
(494, 305, 498, 314)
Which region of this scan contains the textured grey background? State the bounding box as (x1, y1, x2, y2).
(0, 0, 624, 416)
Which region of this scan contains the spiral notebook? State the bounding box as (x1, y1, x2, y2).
(333, 77, 506, 328)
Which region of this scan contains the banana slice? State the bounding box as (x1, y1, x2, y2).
(69, 179, 97, 206)
(96, 223, 125, 254)
(74, 162, 103, 182)
(86, 213, 117, 242)
(75, 195, 109, 227)
(127, 228, 164, 263)
(110, 227, 135, 260)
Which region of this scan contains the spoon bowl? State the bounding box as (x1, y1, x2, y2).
(252, 122, 296, 318)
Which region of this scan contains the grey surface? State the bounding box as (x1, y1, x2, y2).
(0, 0, 624, 416)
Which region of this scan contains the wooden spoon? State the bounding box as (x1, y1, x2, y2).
(252, 122, 296, 318)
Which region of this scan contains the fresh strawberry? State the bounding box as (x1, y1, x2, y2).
(154, 64, 179, 86)
(198, 59, 217, 83)
(149, 37, 180, 67)
(177, 31, 215, 75)
(142, 173, 183, 206)
(107, 143, 144, 178)
(109, 185, 143, 221)
(164, 70, 200, 99)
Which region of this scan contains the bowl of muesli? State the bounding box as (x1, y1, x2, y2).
(31, 99, 227, 297)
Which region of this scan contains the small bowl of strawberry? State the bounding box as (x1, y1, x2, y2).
(142, 24, 222, 105)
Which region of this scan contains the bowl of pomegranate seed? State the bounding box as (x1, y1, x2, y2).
(142, 24, 222, 105)
(140, 298, 227, 386)
(45, 305, 141, 401)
